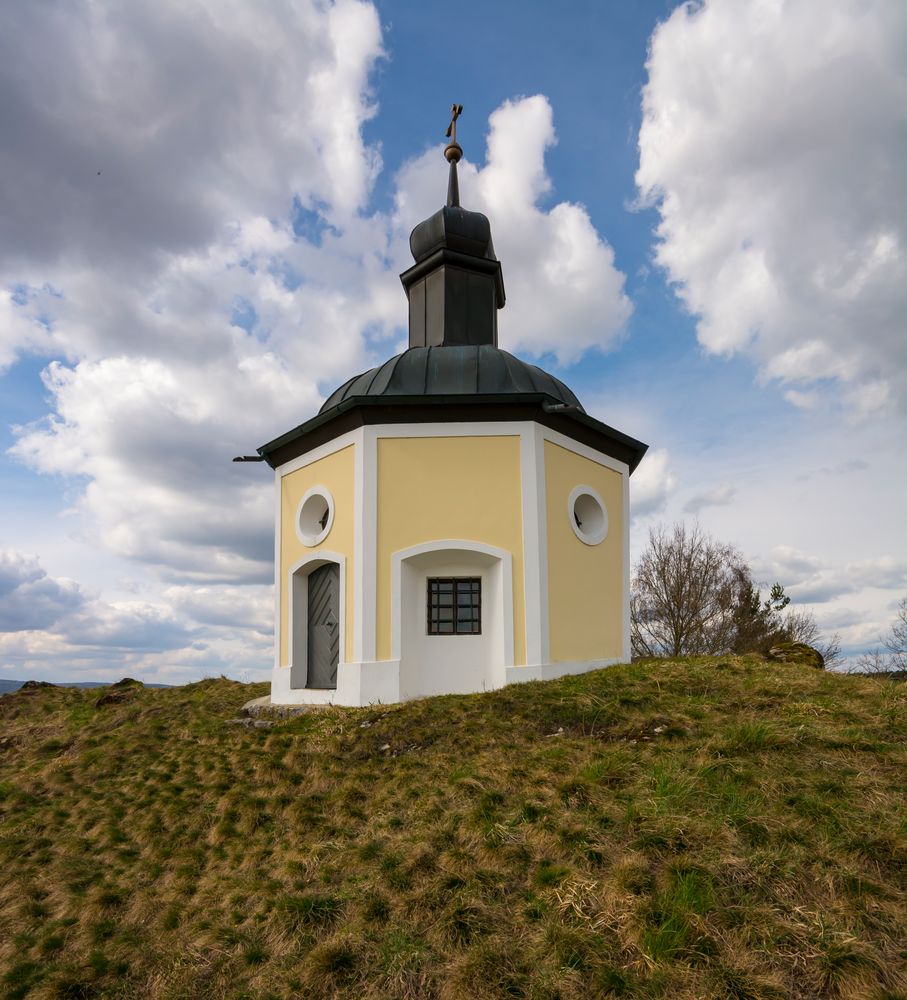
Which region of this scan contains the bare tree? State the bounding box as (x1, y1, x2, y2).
(856, 649, 891, 674)
(631, 520, 843, 665)
(782, 609, 820, 647)
(815, 632, 842, 670)
(884, 596, 907, 668)
(631, 522, 744, 658)
(857, 597, 907, 674)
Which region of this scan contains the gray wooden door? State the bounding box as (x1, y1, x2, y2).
(306, 563, 339, 689)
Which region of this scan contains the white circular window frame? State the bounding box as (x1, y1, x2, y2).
(567, 485, 608, 546)
(296, 486, 335, 547)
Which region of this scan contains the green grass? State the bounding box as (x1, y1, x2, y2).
(0, 658, 904, 999)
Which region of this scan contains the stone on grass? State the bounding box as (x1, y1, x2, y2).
(766, 641, 825, 670)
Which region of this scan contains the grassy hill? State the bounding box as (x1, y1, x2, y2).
(0, 658, 904, 1000)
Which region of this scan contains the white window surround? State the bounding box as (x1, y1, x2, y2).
(296, 486, 335, 547)
(568, 484, 608, 546)
(390, 539, 514, 664)
(391, 540, 514, 700)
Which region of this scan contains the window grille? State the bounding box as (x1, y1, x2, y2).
(427, 577, 481, 635)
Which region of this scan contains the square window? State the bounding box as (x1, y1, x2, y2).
(427, 577, 482, 635)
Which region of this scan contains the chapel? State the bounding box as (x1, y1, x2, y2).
(254, 108, 647, 706)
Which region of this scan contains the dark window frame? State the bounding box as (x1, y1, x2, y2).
(427, 577, 482, 635)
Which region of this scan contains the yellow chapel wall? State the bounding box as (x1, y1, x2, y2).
(375, 435, 526, 666)
(544, 439, 624, 663)
(278, 444, 356, 667)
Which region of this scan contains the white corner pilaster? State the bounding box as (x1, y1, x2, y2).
(273, 467, 282, 670)
(520, 425, 548, 666)
(622, 464, 631, 664)
(533, 423, 550, 664)
(360, 426, 378, 662)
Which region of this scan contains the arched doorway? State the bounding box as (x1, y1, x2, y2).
(289, 555, 345, 690)
(305, 562, 339, 688)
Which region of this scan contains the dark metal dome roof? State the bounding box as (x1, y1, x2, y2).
(319, 345, 584, 414)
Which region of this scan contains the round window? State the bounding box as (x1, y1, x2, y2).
(296, 487, 334, 547)
(568, 486, 608, 546)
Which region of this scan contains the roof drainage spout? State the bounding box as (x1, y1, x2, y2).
(542, 400, 582, 414)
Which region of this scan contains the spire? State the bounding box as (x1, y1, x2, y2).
(399, 104, 506, 349)
(444, 103, 463, 207)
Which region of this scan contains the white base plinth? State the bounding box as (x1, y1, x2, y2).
(270, 657, 619, 707)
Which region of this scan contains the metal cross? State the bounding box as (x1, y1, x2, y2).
(445, 104, 463, 143)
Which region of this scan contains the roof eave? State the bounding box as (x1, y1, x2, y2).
(257, 394, 648, 474)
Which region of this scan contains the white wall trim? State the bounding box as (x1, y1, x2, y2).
(273, 467, 282, 670)
(623, 462, 631, 664)
(533, 423, 551, 665)
(275, 420, 621, 676)
(520, 426, 545, 666)
(366, 421, 529, 439)
(360, 426, 378, 662)
(352, 430, 365, 664)
(273, 422, 627, 474)
(538, 426, 630, 477)
(390, 539, 515, 667)
(506, 657, 621, 685)
(275, 428, 361, 477)
(286, 551, 347, 690)
(271, 659, 401, 707)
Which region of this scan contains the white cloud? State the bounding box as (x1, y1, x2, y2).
(11, 353, 291, 583)
(755, 545, 825, 586)
(0, 0, 383, 283)
(683, 483, 736, 515)
(165, 585, 273, 635)
(796, 458, 868, 482)
(637, 0, 907, 413)
(3, 0, 393, 588)
(629, 448, 676, 518)
(755, 545, 907, 604)
(0, 548, 193, 658)
(60, 602, 195, 652)
(810, 606, 867, 632)
(0, 549, 270, 682)
(0, 550, 85, 632)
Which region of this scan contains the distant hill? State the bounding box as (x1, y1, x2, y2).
(0, 678, 173, 694)
(0, 657, 903, 998)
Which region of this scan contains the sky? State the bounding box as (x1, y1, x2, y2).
(0, 0, 904, 684)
